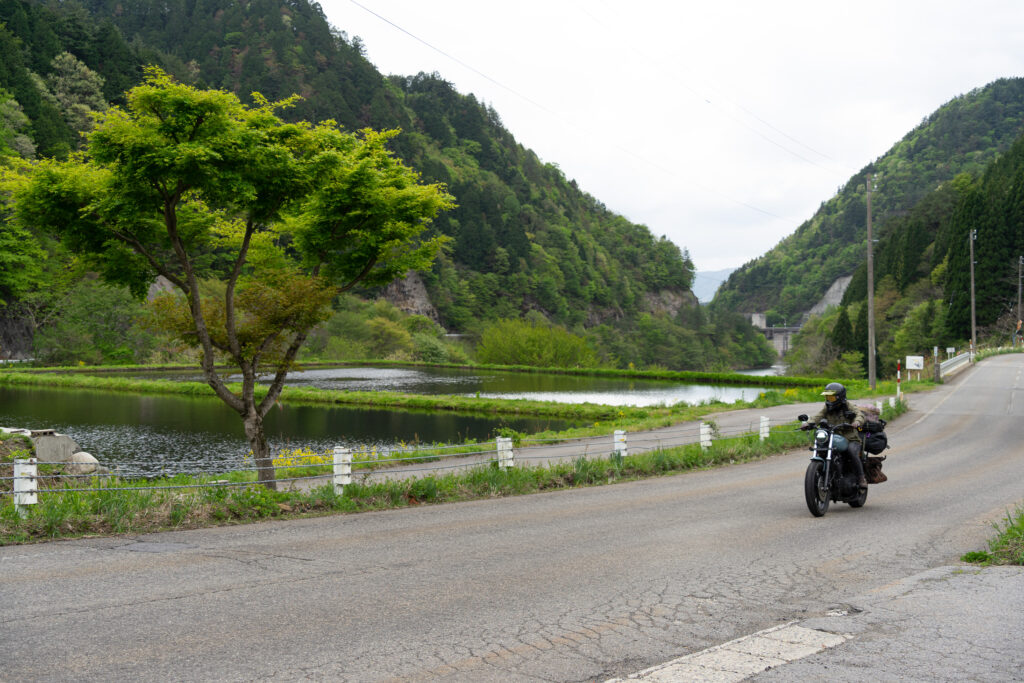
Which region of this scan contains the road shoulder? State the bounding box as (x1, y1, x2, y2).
(752, 564, 1024, 681)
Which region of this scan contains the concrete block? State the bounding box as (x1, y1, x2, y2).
(31, 433, 81, 463)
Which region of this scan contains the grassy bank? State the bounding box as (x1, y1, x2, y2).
(5, 358, 830, 387)
(0, 426, 809, 544)
(974, 346, 1024, 362)
(960, 506, 1024, 566)
(0, 398, 910, 544)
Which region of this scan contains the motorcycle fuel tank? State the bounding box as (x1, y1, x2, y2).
(830, 433, 849, 452)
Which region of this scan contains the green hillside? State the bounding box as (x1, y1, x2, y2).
(712, 78, 1024, 324)
(847, 134, 1024, 338)
(0, 0, 773, 369)
(783, 122, 1024, 377)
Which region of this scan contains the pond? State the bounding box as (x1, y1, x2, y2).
(119, 365, 771, 407)
(4, 366, 776, 476)
(0, 384, 578, 476)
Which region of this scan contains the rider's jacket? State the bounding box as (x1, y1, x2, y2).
(808, 403, 866, 444)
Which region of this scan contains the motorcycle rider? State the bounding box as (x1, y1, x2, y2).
(803, 382, 869, 490)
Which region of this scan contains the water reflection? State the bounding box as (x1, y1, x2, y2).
(285, 367, 769, 406)
(0, 385, 576, 475)
(124, 365, 770, 407)
(7, 366, 781, 473)
(736, 365, 786, 377)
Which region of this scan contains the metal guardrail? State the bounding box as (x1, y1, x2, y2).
(939, 352, 972, 378)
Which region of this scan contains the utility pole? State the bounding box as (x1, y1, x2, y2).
(969, 229, 977, 358)
(1017, 255, 1022, 346)
(866, 173, 877, 390)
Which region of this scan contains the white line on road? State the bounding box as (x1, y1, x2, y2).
(606, 622, 851, 682)
(905, 372, 965, 429)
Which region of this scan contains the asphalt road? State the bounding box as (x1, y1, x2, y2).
(2, 356, 1023, 682)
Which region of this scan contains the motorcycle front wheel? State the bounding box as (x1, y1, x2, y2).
(804, 460, 830, 517)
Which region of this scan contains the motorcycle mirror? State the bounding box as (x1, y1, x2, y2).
(797, 414, 808, 422)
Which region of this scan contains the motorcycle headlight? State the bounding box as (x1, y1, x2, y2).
(815, 429, 828, 442)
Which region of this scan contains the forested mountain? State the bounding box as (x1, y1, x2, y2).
(780, 104, 1024, 378)
(711, 78, 1024, 325)
(0, 0, 774, 369)
(844, 133, 1024, 337)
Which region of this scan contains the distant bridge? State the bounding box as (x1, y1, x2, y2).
(749, 313, 801, 356)
(747, 276, 850, 357)
(760, 326, 801, 356)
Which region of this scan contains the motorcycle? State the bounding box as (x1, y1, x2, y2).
(797, 414, 868, 517)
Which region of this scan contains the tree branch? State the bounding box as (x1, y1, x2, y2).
(257, 329, 310, 418)
(187, 115, 206, 142)
(160, 195, 242, 411)
(224, 218, 256, 358)
(109, 229, 188, 292)
(146, 104, 175, 143)
(338, 256, 378, 293)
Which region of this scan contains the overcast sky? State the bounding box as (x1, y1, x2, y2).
(318, 1, 1024, 274)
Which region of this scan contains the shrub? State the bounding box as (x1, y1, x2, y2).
(367, 317, 413, 358)
(475, 318, 599, 368)
(228, 485, 280, 518)
(412, 332, 451, 363)
(33, 279, 156, 365)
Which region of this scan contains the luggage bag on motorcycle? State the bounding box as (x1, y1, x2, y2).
(865, 456, 887, 483)
(856, 403, 889, 482)
(863, 429, 888, 454)
(857, 404, 889, 455)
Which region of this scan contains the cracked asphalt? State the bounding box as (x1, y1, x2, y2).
(1, 356, 1022, 681)
(749, 565, 1024, 683)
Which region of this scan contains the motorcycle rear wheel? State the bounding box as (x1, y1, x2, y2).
(848, 483, 868, 507)
(804, 460, 830, 517)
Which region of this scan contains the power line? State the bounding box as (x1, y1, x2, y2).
(347, 0, 557, 116)
(345, 0, 791, 222)
(571, 1, 853, 176)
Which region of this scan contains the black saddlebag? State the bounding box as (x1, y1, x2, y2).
(864, 430, 888, 455)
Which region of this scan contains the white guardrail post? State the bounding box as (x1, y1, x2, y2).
(332, 447, 352, 495)
(14, 458, 38, 517)
(700, 422, 712, 450)
(613, 430, 627, 460)
(759, 416, 770, 442)
(497, 437, 514, 469)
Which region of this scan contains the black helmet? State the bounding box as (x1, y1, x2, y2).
(822, 382, 847, 411)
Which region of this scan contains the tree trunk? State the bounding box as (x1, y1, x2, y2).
(243, 411, 277, 491)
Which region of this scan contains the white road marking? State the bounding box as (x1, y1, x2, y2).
(607, 622, 851, 682)
(905, 374, 965, 428)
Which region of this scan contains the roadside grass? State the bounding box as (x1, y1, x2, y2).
(960, 506, 1024, 566)
(0, 432, 61, 494)
(263, 443, 466, 478)
(0, 430, 34, 467)
(0, 396, 911, 545)
(973, 346, 1024, 362)
(0, 423, 816, 544)
(0, 368, 912, 545)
